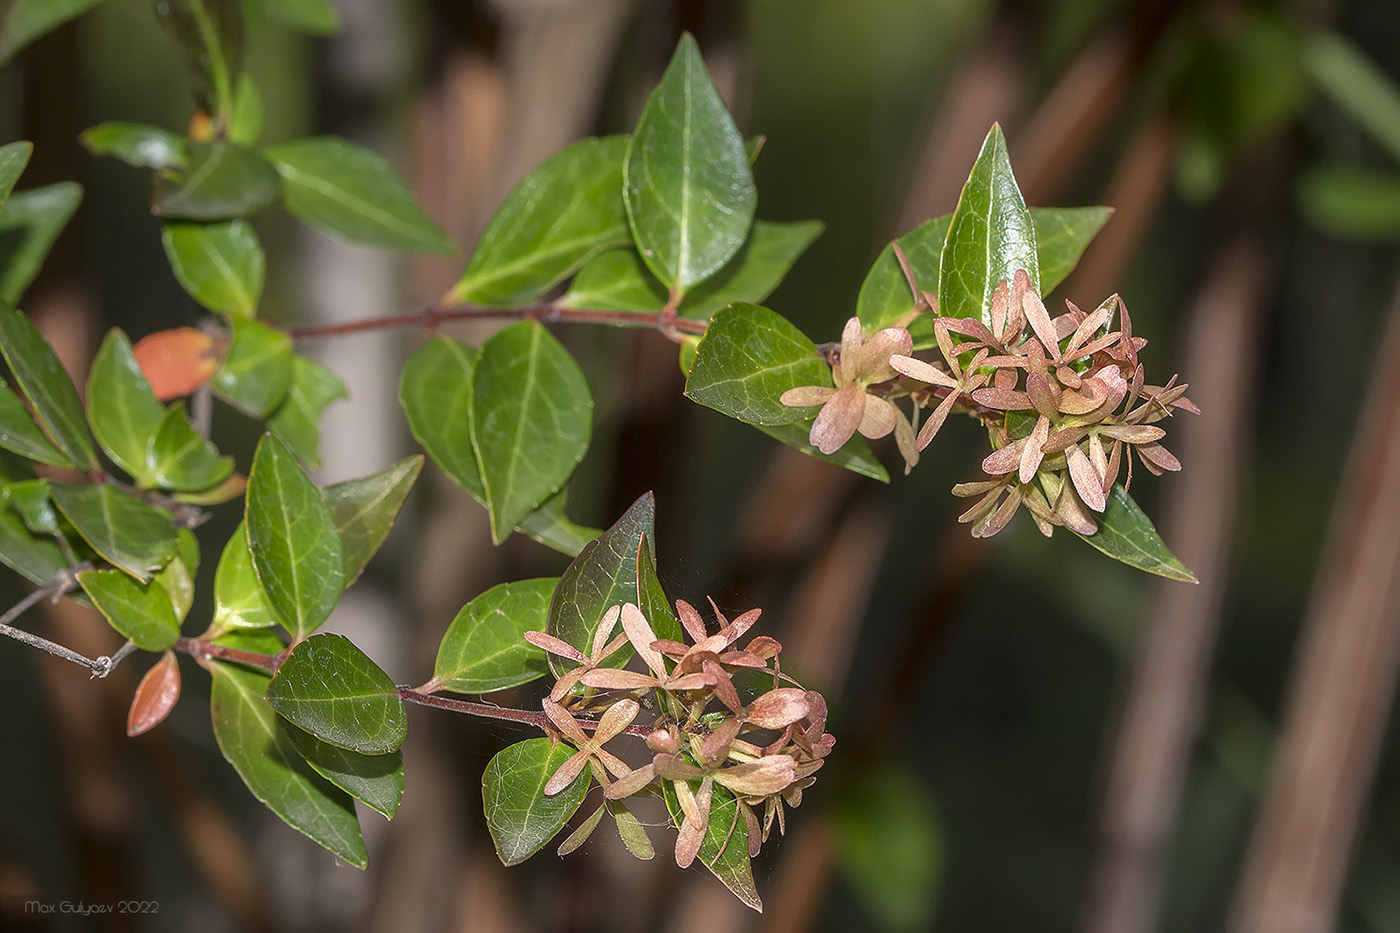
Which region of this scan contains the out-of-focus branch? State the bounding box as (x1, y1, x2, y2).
(1229, 265, 1400, 933)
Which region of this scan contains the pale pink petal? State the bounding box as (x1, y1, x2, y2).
(704, 659, 744, 715)
(780, 385, 836, 408)
(1058, 377, 1108, 415)
(973, 484, 1024, 537)
(746, 687, 812, 730)
(715, 756, 798, 797)
(619, 602, 667, 678)
(676, 599, 708, 643)
(988, 279, 1010, 342)
(1042, 425, 1089, 454)
(1026, 371, 1058, 419)
(857, 327, 914, 382)
(809, 382, 865, 454)
(654, 753, 708, 782)
(523, 631, 585, 662)
(589, 605, 623, 660)
(982, 437, 1028, 475)
(1098, 424, 1165, 443)
(543, 699, 591, 745)
(1063, 297, 1112, 358)
(890, 354, 957, 387)
(1055, 481, 1099, 535)
(544, 750, 590, 796)
(1019, 270, 1059, 357)
(665, 672, 715, 692)
(700, 716, 743, 761)
(594, 749, 634, 780)
(1019, 414, 1050, 484)
(894, 408, 919, 474)
(594, 698, 641, 743)
(579, 668, 658, 690)
(1137, 442, 1181, 472)
(915, 390, 959, 450)
(1067, 443, 1108, 513)
(838, 317, 863, 384)
(857, 394, 899, 439)
(604, 763, 656, 799)
(971, 386, 1032, 410)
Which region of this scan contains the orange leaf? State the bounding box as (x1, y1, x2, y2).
(132, 327, 220, 400)
(127, 651, 181, 737)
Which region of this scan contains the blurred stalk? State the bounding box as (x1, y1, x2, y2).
(1229, 265, 1400, 933)
(1080, 233, 1266, 933)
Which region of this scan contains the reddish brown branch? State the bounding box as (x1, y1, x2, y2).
(287, 303, 709, 342)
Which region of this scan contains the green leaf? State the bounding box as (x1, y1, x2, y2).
(757, 421, 889, 482)
(1033, 207, 1112, 293)
(662, 781, 760, 911)
(482, 737, 589, 866)
(1073, 485, 1198, 582)
(5, 478, 56, 534)
(161, 219, 265, 316)
(150, 402, 234, 491)
(50, 483, 175, 580)
(213, 317, 293, 418)
(0, 182, 82, 305)
(471, 321, 592, 544)
(264, 137, 454, 254)
(81, 122, 189, 171)
(0, 305, 95, 469)
(78, 568, 179, 651)
(155, 0, 243, 122)
(516, 489, 600, 557)
(636, 534, 678, 639)
(625, 34, 756, 293)
(228, 74, 263, 146)
(430, 577, 554, 694)
(211, 521, 281, 634)
(280, 720, 402, 820)
(939, 124, 1038, 326)
(258, 0, 339, 35)
(265, 633, 406, 754)
(0, 141, 32, 209)
(0, 494, 68, 585)
(1298, 166, 1400, 240)
(246, 433, 344, 639)
(266, 355, 345, 469)
(561, 220, 823, 321)
(154, 529, 197, 621)
(322, 455, 421, 584)
(855, 215, 951, 334)
(86, 329, 166, 484)
(685, 302, 829, 426)
(399, 336, 481, 495)
(833, 767, 943, 931)
(209, 661, 367, 868)
(0, 0, 103, 63)
(153, 142, 280, 221)
(0, 381, 72, 467)
(451, 136, 629, 306)
(546, 492, 657, 676)
(1304, 32, 1400, 167)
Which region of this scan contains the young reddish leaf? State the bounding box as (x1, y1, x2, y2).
(132, 327, 219, 400)
(127, 651, 181, 737)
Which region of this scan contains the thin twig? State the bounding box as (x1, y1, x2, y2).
(398, 687, 652, 736)
(287, 303, 709, 342)
(0, 565, 111, 675)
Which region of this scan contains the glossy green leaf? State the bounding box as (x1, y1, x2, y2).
(430, 577, 554, 694)
(482, 737, 589, 866)
(0, 305, 95, 469)
(939, 125, 1038, 326)
(663, 781, 759, 911)
(150, 402, 234, 491)
(561, 220, 822, 321)
(517, 489, 599, 557)
(246, 434, 343, 639)
(685, 302, 829, 427)
(0, 141, 32, 209)
(0, 182, 82, 306)
(81, 122, 189, 171)
(211, 521, 281, 634)
(625, 35, 755, 293)
(757, 421, 889, 482)
(50, 483, 175, 581)
(0, 381, 71, 467)
(0, 499, 68, 585)
(0, 0, 103, 63)
(264, 137, 454, 254)
(635, 534, 679, 640)
(5, 478, 56, 534)
(153, 142, 280, 221)
(322, 455, 421, 584)
(209, 661, 366, 868)
(471, 321, 592, 544)
(228, 74, 263, 146)
(451, 136, 629, 306)
(259, 0, 339, 34)
(1304, 32, 1400, 167)
(855, 215, 950, 335)
(156, 0, 243, 120)
(86, 329, 166, 483)
(213, 317, 292, 418)
(1073, 485, 1198, 582)
(1033, 207, 1111, 293)
(265, 633, 406, 754)
(266, 355, 346, 469)
(399, 336, 481, 494)
(1298, 166, 1400, 240)
(154, 529, 197, 621)
(280, 720, 402, 819)
(834, 767, 943, 931)
(161, 219, 264, 316)
(545, 493, 664, 676)
(78, 568, 179, 651)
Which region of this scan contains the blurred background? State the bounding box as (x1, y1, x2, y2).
(3, 0, 1400, 930)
